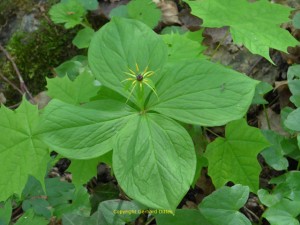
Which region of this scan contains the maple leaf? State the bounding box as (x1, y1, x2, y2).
(188, 0, 299, 64)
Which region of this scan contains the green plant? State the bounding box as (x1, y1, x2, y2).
(0, 0, 300, 224)
(40, 17, 258, 211)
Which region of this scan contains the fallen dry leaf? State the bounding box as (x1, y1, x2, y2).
(0, 92, 6, 104)
(33, 91, 51, 109)
(274, 81, 293, 109)
(203, 27, 232, 46)
(156, 0, 181, 25)
(258, 108, 289, 136)
(178, 8, 202, 31)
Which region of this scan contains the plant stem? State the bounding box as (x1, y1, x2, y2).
(204, 127, 221, 137)
(263, 104, 271, 130)
(243, 206, 260, 222)
(0, 71, 23, 95)
(0, 43, 34, 103)
(145, 216, 155, 225)
(211, 28, 230, 58)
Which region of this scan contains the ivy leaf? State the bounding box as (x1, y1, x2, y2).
(72, 27, 95, 49)
(187, 0, 298, 64)
(39, 99, 136, 159)
(113, 113, 196, 210)
(293, 13, 300, 29)
(46, 70, 99, 105)
(199, 185, 251, 225)
(263, 199, 300, 225)
(259, 172, 300, 225)
(45, 178, 90, 217)
(260, 130, 288, 171)
(22, 199, 51, 219)
(68, 156, 102, 186)
(88, 17, 167, 106)
(271, 172, 300, 202)
(0, 99, 49, 201)
(14, 209, 49, 225)
(63, 199, 144, 225)
(0, 200, 12, 225)
(284, 108, 300, 132)
(252, 81, 273, 105)
(49, 1, 86, 29)
(205, 119, 269, 192)
(147, 60, 258, 126)
(155, 209, 213, 225)
(99, 200, 143, 225)
(69, 151, 112, 188)
(45, 178, 74, 209)
(90, 183, 119, 213)
(54, 55, 88, 80)
(287, 65, 300, 107)
(62, 213, 95, 225)
(127, 0, 161, 28)
(162, 33, 206, 62)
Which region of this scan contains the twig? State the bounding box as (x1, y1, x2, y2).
(0, 71, 23, 95)
(211, 28, 230, 58)
(263, 104, 271, 130)
(145, 216, 155, 225)
(243, 206, 260, 222)
(8, 102, 21, 109)
(204, 127, 221, 138)
(0, 43, 35, 103)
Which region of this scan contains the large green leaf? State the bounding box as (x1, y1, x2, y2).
(187, 0, 298, 64)
(113, 113, 196, 210)
(46, 70, 99, 105)
(88, 17, 167, 106)
(99, 200, 142, 225)
(155, 209, 213, 225)
(205, 119, 269, 192)
(69, 151, 112, 188)
(162, 33, 206, 62)
(199, 185, 250, 225)
(0, 99, 49, 201)
(147, 60, 258, 126)
(39, 99, 136, 159)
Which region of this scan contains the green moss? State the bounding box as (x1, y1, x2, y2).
(1, 17, 82, 104)
(0, 0, 85, 105)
